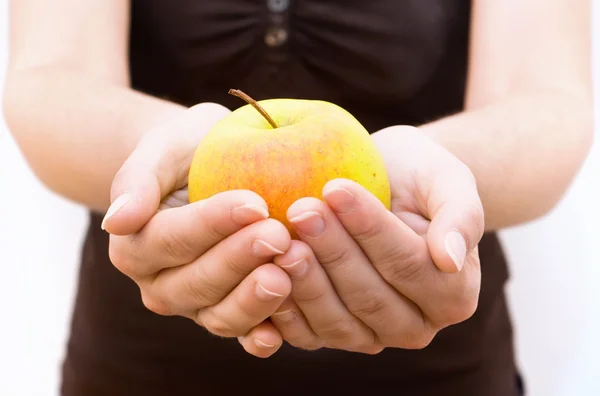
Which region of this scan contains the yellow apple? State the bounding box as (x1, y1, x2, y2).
(188, 90, 391, 236)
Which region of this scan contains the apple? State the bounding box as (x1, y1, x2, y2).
(188, 89, 391, 236)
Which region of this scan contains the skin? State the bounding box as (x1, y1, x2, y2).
(3, 0, 593, 360)
(249, 130, 485, 353)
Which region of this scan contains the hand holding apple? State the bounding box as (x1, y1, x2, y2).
(241, 126, 484, 354)
(101, 103, 293, 359)
(103, 91, 483, 358)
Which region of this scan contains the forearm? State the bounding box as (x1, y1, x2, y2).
(421, 89, 593, 231)
(3, 65, 186, 211)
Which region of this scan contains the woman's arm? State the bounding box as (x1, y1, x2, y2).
(2, 0, 187, 212)
(419, 0, 593, 230)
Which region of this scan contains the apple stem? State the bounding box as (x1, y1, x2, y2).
(228, 89, 278, 129)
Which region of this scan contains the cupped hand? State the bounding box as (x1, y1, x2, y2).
(102, 103, 292, 358)
(244, 126, 484, 354)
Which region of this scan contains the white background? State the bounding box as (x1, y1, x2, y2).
(0, 1, 599, 395)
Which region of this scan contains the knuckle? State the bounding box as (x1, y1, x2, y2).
(140, 291, 172, 316)
(354, 332, 383, 355)
(222, 255, 248, 278)
(350, 292, 388, 320)
(236, 297, 270, 323)
(395, 329, 435, 350)
(378, 248, 427, 286)
(158, 225, 195, 261)
(316, 319, 356, 344)
(434, 276, 481, 327)
(385, 316, 436, 350)
(317, 247, 353, 270)
(271, 309, 297, 324)
(404, 334, 434, 350)
(293, 288, 327, 308)
(186, 265, 222, 308)
(201, 313, 238, 338)
(201, 210, 231, 241)
(446, 292, 479, 325)
(350, 218, 384, 244)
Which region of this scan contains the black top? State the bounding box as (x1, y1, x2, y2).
(61, 1, 521, 395)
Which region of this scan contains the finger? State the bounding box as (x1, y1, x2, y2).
(238, 321, 283, 358)
(102, 103, 231, 235)
(109, 189, 270, 279)
(274, 240, 377, 353)
(270, 298, 324, 351)
(287, 199, 429, 349)
(322, 178, 430, 287)
(322, 178, 428, 274)
(197, 264, 291, 338)
(146, 219, 291, 314)
(424, 164, 485, 273)
(323, 178, 480, 328)
(372, 127, 484, 273)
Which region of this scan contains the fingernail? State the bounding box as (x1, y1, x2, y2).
(254, 339, 275, 348)
(231, 204, 269, 224)
(445, 231, 467, 272)
(323, 187, 355, 214)
(272, 309, 297, 323)
(289, 211, 325, 238)
(252, 239, 285, 257)
(280, 259, 308, 278)
(255, 282, 284, 301)
(101, 193, 131, 230)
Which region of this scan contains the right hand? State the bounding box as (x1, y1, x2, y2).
(102, 103, 292, 358)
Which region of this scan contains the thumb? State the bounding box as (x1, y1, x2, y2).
(426, 164, 485, 274)
(101, 102, 231, 235)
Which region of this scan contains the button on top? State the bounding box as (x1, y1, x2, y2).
(265, 27, 288, 47)
(265, 0, 290, 50)
(267, 0, 290, 13)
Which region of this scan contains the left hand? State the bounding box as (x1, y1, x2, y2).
(238, 126, 484, 355)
